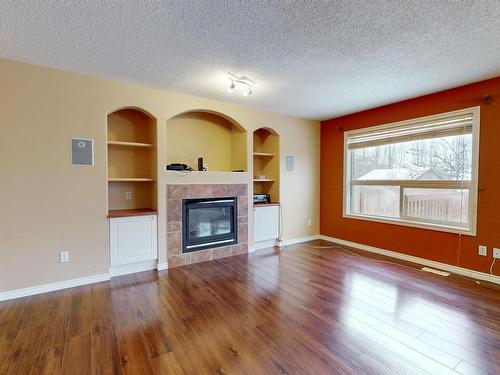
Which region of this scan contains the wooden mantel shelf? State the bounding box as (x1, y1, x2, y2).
(253, 202, 280, 207)
(107, 208, 158, 218)
(108, 178, 154, 182)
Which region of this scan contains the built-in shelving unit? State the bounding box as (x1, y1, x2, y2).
(166, 111, 247, 172)
(107, 108, 157, 214)
(253, 128, 280, 202)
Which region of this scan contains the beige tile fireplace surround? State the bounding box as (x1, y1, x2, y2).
(167, 183, 249, 267)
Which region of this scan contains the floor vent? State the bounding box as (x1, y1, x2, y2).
(421, 267, 450, 277)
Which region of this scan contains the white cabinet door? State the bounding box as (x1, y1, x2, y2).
(254, 206, 279, 242)
(110, 215, 157, 266)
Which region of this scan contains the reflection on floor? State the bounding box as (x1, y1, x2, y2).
(0, 240, 499, 374)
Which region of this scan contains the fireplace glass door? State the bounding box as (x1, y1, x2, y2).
(182, 197, 237, 252)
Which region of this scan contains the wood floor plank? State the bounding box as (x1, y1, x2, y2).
(1, 240, 499, 374)
(29, 291, 71, 375)
(150, 352, 184, 375)
(91, 318, 121, 375)
(61, 333, 92, 375)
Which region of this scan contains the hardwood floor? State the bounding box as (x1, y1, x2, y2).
(1, 240, 499, 374)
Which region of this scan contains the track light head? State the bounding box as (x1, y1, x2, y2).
(228, 80, 236, 92)
(243, 88, 252, 97)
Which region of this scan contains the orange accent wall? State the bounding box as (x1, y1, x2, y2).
(320, 77, 500, 275)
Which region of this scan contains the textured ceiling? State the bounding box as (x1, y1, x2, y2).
(1, 1, 499, 120)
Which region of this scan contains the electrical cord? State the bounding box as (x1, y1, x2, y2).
(490, 258, 497, 276)
(456, 233, 462, 267)
(303, 243, 427, 273)
(278, 203, 285, 251)
(297, 243, 495, 285)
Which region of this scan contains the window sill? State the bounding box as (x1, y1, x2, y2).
(343, 213, 476, 236)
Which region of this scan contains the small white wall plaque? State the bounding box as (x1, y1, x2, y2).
(286, 155, 294, 171)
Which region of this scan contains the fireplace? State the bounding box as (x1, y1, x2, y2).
(182, 197, 238, 253)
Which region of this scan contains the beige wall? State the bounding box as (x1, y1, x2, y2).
(0, 58, 320, 293)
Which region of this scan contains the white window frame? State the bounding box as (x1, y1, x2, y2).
(343, 107, 480, 236)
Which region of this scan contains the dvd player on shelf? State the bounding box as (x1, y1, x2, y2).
(253, 194, 270, 204)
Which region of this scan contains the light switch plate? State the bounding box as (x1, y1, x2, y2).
(60, 251, 69, 263)
(478, 245, 487, 256)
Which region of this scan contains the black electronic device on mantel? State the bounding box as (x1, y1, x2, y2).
(167, 163, 192, 171)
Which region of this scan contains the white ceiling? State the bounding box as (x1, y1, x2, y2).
(1, 1, 499, 120)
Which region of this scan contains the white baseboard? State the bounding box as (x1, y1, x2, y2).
(279, 235, 321, 247)
(251, 239, 278, 252)
(319, 235, 500, 285)
(1, 259, 164, 302)
(0, 273, 110, 302)
(109, 260, 158, 277)
(251, 235, 321, 252)
(157, 262, 168, 271)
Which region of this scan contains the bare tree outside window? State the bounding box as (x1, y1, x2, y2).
(352, 134, 472, 182)
(426, 137, 472, 181)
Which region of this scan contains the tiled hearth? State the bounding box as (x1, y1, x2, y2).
(167, 183, 248, 268)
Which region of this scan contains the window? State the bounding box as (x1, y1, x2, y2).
(344, 107, 480, 235)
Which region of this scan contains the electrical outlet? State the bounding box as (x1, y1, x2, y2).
(125, 191, 132, 200)
(478, 245, 487, 256)
(60, 251, 69, 263)
(493, 248, 500, 259)
(307, 218, 312, 226)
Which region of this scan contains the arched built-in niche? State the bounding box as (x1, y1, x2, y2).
(107, 108, 157, 213)
(165, 110, 247, 172)
(253, 127, 280, 202)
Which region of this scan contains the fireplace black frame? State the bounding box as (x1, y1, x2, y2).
(182, 197, 238, 253)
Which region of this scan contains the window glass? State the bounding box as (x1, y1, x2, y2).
(344, 108, 478, 234)
(352, 185, 400, 218)
(402, 188, 469, 226)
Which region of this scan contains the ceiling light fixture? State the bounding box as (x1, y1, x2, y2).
(227, 73, 255, 96)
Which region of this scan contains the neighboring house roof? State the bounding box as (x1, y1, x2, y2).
(358, 168, 412, 180)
